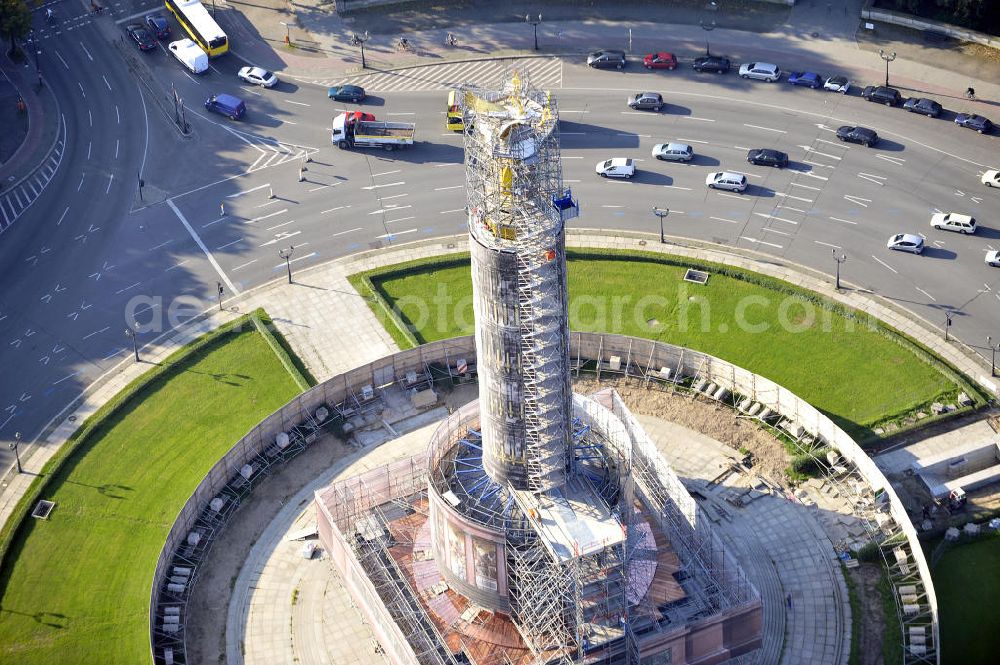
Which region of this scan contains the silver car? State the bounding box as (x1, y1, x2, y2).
(824, 75, 850, 94)
(739, 62, 781, 82)
(886, 233, 925, 254)
(652, 143, 693, 162)
(706, 171, 748, 192)
(238, 66, 278, 88)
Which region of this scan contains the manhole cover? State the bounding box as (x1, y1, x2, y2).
(684, 269, 710, 285)
(32, 500, 56, 520)
(68, 415, 77, 422)
(812, 31, 819, 38)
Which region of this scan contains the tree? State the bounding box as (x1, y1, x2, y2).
(0, 0, 31, 56)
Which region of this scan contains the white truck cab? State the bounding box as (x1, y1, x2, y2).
(168, 39, 208, 74)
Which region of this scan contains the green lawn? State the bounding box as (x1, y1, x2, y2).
(933, 532, 1000, 665)
(363, 254, 958, 435)
(0, 329, 300, 664)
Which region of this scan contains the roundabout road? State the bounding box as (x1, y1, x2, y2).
(0, 27, 998, 467)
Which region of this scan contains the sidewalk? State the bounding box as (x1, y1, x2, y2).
(4, 229, 996, 532)
(0, 53, 60, 204)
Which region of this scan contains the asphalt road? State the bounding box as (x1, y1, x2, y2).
(0, 6, 998, 470)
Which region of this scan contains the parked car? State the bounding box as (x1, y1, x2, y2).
(239, 66, 278, 88)
(931, 212, 977, 234)
(596, 158, 635, 179)
(903, 97, 942, 117)
(836, 125, 879, 147)
(652, 143, 693, 162)
(823, 75, 850, 94)
(327, 85, 366, 102)
(628, 92, 664, 111)
(144, 14, 170, 40)
(861, 85, 902, 106)
(587, 50, 626, 70)
(643, 52, 677, 70)
(986, 250, 1000, 268)
(955, 113, 993, 134)
(705, 171, 748, 192)
(746, 148, 788, 168)
(692, 56, 730, 73)
(983, 169, 1000, 187)
(739, 62, 781, 82)
(126, 24, 156, 51)
(205, 93, 246, 120)
(788, 71, 822, 88)
(887, 233, 925, 254)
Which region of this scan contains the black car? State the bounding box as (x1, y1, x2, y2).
(692, 56, 731, 73)
(903, 97, 942, 117)
(836, 125, 879, 147)
(587, 50, 626, 70)
(746, 148, 788, 168)
(144, 14, 170, 40)
(327, 85, 366, 102)
(861, 85, 901, 106)
(126, 24, 156, 51)
(954, 113, 993, 134)
(627, 92, 664, 111)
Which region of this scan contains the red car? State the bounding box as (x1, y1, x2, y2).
(643, 52, 677, 70)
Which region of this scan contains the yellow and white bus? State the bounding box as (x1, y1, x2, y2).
(165, 0, 228, 57)
(446, 90, 463, 131)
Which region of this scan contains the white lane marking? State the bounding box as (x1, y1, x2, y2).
(321, 205, 350, 214)
(663, 185, 692, 190)
(244, 209, 288, 224)
(77, 173, 85, 191)
(260, 231, 302, 247)
(733, 145, 751, 151)
(371, 169, 401, 177)
(776, 205, 806, 213)
(79, 81, 86, 99)
(82, 327, 109, 341)
(439, 208, 464, 214)
(227, 183, 271, 198)
(167, 199, 239, 293)
(387, 216, 415, 224)
(105, 173, 113, 194)
(915, 287, 936, 302)
(80, 42, 93, 61)
(88, 109, 92, 126)
(814, 240, 842, 249)
(741, 236, 783, 249)
(797, 145, 842, 160)
(753, 212, 798, 225)
(232, 259, 258, 271)
(266, 219, 296, 231)
(115, 105, 120, 124)
(858, 172, 887, 186)
(217, 238, 242, 250)
(87, 141, 91, 160)
(716, 192, 752, 201)
(149, 240, 172, 251)
(675, 138, 709, 144)
(971, 196, 983, 204)
(775, 192, 813, 203)
(744, 123, 785, 133)
(381, 193, 409, 200)
(115, 139, 119, 159)
(57, 207, 69, 226)
(828, 216, 858, 225)
(815, 138, 842, 147)
(369, 205, 412, 215)
(362, 181, 404, 190)
(617, 132, 651, 138)
(710, 216, 741, 224)
(790, 182, 821, 191)
(434, 185, 463, 191)
(333, 227, 363, 236)
(434, 163, 461, 167)
(285, 100, 310, 106)
(102, 75, 111, 91)
(681, 116, 715, 122)
(271, 251, 316, 268)
(376, 228, 418, 239)
(602, 205, 624, 208)
(115, 281, 141, 294)
(953, 190, 965, 198)
(802, 159, 836, 169)
(871, 255, 898, 274)
(761, 227, 791, 236)
(201, 217, 225, 228)
(843, 195, 871, 207)
(877, 154, 905, 164)
(308, 183, 336, 192)
(55, 51, 69, 69)
(801, 171, 829, 181)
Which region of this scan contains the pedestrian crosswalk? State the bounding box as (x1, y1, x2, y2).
(300, 57, 563, 94)
(0, 117, 66, 235)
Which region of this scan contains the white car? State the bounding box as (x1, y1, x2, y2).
(930, 212, 976, 234)
(238, 66, 278, 88)
(652, 143, 693, 162)
(824, 75, 850, 94)
(739, 62, 781, 82)
(986, 250, 1000, 267)
(596, 158, 635, 179)
(983, 169, 1000, 187)
(887, 233, 925, 254)
(705, 171, 748, 192)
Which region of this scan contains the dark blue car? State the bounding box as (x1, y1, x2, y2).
(788, 71, 822, 88)
(145, 14, 170, 40)
(954, 113, 992, 134)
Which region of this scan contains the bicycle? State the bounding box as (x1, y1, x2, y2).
(965, 87, 976, 100)
(445, 33, 458, 47)
(395, 37, 412, 52)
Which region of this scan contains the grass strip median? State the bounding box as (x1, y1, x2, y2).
(351, 251, 973, 441)
(0, 311, 301, 664)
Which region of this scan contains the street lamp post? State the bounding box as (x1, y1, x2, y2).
(280, 21, 291, 45)
(125, 324, 139, 362)
(525, 14, 541, 51)
(832, 250, 847, 290)
(699, 1, 718, 56)
(988, 336, 998, 377)
(652, 207, 669, 244)
(279, 246, 295, 283)
(9, 432, 22, 474)
(878, 49, 897, 88)
(351, 31, 370, 69)
(944, 310, 953, 341)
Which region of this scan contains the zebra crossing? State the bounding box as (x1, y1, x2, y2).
(222, 127, 320, 173)
(299, 57, 563, 94)
(0, 116, 66, 235)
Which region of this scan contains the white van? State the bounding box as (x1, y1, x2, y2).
(706, 171, 748, 192)
(930, 212, 976, 234)
(596, 158, 635, 179)
(168, 39, 208, 75)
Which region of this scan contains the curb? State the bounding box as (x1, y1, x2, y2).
(0, 66, 63, 200)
